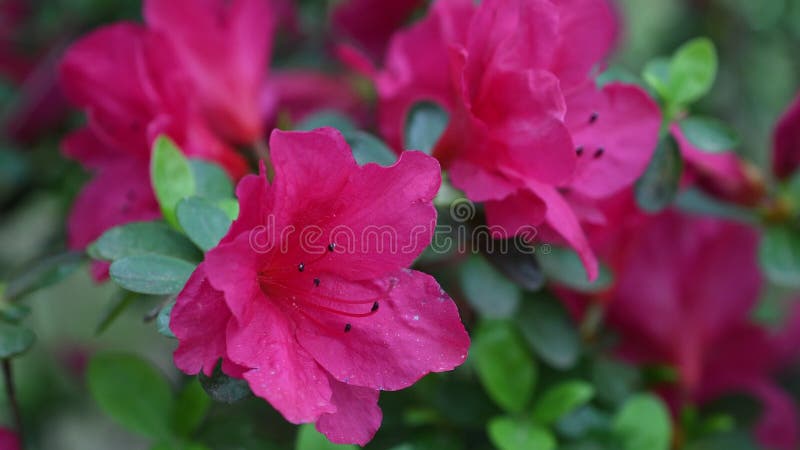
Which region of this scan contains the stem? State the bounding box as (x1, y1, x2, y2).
(3, 359, 22, 445)
(253, 140, 275, 182)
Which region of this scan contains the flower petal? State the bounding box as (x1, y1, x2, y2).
(316, 377, 382, 446)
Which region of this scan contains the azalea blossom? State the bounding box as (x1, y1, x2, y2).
(373, 0, 661, 280)
(773, 92, 800, 180)
(589, 211, 799, 450)
(171, 128, 470, 445)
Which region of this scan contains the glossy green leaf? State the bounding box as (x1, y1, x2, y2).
(171, 379, 211, 437)
(538, 247, 613, 293)
(199, 362, 252, 404)
(89, 222, 202, 263)
(487, 416, 556, 450)
(151, 136, 196, 228)
(344, 131, 398, 166)
(612, 394, 672, 450)
(516, 296, 580, 369)
(759, 225, 800, 288)
(635, 135, 684, 213)
(0, 323, 35, 358)
(110, 255, 196, 295)
(189, 160, 234, 201)
(667, 37, 718, 105)
(296, 423, 357, 450)
(404, 101, 449, 154)
(472, 321, 536, 413)
(533, 381, 595, 425)
(675, 189, 758, 224)
(642, 57, 671, 99)
(176, 197, 232, 251)
(592, 357, 641, 407)
(679, 116, 739, 153)
(88, 353, 174, 439)
(459, 255, 520, 319)
(216, 198, 240, 221)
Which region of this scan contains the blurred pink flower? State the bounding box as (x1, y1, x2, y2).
(144, 0, 275, 144)
(0, 428, 19, 450)
(592, 211, 799, 450)
(773, 92, 800, 180)
(332, 0, 424, 64)
(171, 128, 469, 445)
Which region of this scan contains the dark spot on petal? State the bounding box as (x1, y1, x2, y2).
(298, 263, 305, 272)
(576, 146, 584, 156)
(313, 278, 320, 287)
(371, 302, 379, 312)
(589, 112, 599, 124)
(344, 323, 352, 332)
(594, 148, 605, 158)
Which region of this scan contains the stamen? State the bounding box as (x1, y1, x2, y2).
(576, 146, 584, 156)
(328, 243, 336, 252)
(313, 278, 320, 287)
(344, 323, 352, 332)
(371, 302, 379, 312)
(589, 112, 599, 124)
(594, 148, 605, 158)
(298, 263, 305, 272)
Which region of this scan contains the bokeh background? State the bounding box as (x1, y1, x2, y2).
(1, 0, 799, 449)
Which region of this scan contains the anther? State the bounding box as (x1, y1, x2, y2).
(576, 146, 584, 156)
(298, 263, 305, 272)
(344, 323, 352, 332)
(313, 278, 320, 287)
(593, 148, 605, 158)
(327, 243, 336, 252)
(371, 302, 379, 312)
(589, 112, 599, 124)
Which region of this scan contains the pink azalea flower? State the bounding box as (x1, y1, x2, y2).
(144, 0, 275, 145)
(594, 211, 800, 450)
(374, 0, 659, 280)
(332, 0, 425, 65)
(773, 92, 800, 180)
(262, 70, 369, 129)
(59, 22, 249, 280)
(171, 128, 470, 445)
(0, 428, 19, 450)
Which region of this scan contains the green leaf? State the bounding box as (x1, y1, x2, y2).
(344, 131, 398, 166)
(679, 116, 739, 153)
(404, 102, 449, 154)
(4, 252, 84, 301)
(88, 352, 174, 439)
(597, 65, 642, 88)
(110, 255, 196, 295)
(189, 160, 234, 201)
(171, 379, 211, 437)
(157, 299, 176, 339)
(635, 135, 684, 213)
(296, 423, 357, 450)
(759, 225, 800, 288)
(533, 381, 595, 425)
(0, 323, 35, 358)
(295, 111, 357, 133)
(198, 362, 252, 403)
(642, 57, 671, 99)
(0, 302, 31, 324)
(89, 222, 202, 263)
(459, 255, 520, 319)
(538, 247, 613, 293)
(152, 136, 196, 228)
(592, 357, 641, 407)
(487, 416, 556, 450)
(472, 321, 536, 413)
(482, 238, 546, 291)
(612, 394, 672, 450)
(675, 189, 758, 224)
(667, 37, 718, 106)
(176, 197, 233, 251)
(216, 198, 240, 221)
(515, 295, 580, 369)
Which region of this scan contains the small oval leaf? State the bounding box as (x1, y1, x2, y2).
(472, 321, 536, 413)
(110, 255, 196, 295)
(679, 116, 739, 153)
(635, 135, 684, 213)
(0, 323, 35, 358)
(151, 136, 196, 228)
(176, 197, 233, 251)
(404, 102, 449, 154)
